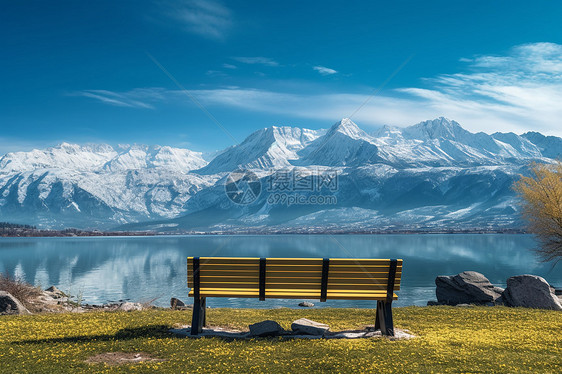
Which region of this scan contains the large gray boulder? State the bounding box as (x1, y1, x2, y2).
(249, 320, 285, 337)
(502, 275, 562, 310)
(0, 291, 31, 315)
(436, 271, 504, 305)
(291, 318, 330, 336)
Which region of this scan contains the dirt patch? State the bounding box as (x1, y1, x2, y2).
(85, 352, 165, 366)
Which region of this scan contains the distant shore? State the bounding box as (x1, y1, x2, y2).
(0, 225, 527, 237)
(0, 226, 155, 238)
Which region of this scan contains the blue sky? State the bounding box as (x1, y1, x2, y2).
(2, 0, 562, 154)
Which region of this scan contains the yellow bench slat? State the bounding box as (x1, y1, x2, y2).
(188, 271, 401, 282)
(188, 289, 398, 295)
(189, 282, 400, 291)
(188, 257, 400, 265)
(188, 264, 402, 273)
(330, 259, 402, 266)
(188, 288, 398, 300)
(188, 276, 401, 286)
(188, 271, 402, 278)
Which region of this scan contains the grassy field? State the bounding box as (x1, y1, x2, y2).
(0, 306, 560, 373)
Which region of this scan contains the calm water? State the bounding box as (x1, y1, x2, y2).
(0, 234, 560, 308)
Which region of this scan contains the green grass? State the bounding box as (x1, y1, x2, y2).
(0, 306, 560, 373)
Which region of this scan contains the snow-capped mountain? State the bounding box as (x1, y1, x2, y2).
(521, 131, 562, 159)
(370, 117, 546, 167)
(297, 118, 383, 166)
(198, 126, 323, 174)
(102, 145, 206, 172)
(0, 143, 117, 173)
(299, 117, 549, 169)
(0, 143, 207, 174)
(0, 144, 214, 228)
(1, 117, 560, 231)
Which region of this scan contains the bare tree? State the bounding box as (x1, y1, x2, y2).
(514, 161, 562, 263)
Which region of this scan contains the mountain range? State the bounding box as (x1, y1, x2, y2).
(1, 117, 560, 232)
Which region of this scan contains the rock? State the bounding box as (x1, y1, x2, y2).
(45, 285, 67, 299)
(436, 271, 503, 305)
(248, 320, 285, 337)
(291, 318, 330, 336)
(492, 286, 504, 294)
(298, 301, 314, 307)
(502, 275, 562, 310)
(170, 326, 415, 340)
(117, 302, 143, 312)
(427, 300, 442, 306)
(45, 285, 61, 293)
(0, 291, 31, 315)
(170, 297, 186, 309)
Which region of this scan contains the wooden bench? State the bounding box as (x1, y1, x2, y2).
(187, 257, 403, 336)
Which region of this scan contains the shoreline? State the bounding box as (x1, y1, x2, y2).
(1, 228, 528, 238)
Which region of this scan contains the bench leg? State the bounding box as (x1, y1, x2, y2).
(375, 301, 381, 330)
(190, 297, 206, 336)
(202, 297, 207, 327)
(375, 300, 395, 337)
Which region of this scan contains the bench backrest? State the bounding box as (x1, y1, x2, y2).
(188, 257, 402, 301)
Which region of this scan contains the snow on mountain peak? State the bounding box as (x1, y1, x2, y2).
(0, 143, 118, 173)
(402, 117, 469, 141)
(372, 125, 403, 140)
(298, 118, 382, 167)
(490, 132, 542, 158)
(0, 142, 207, 174)
(328, 118, 369, 140)
(521, 131, 562, 159)
(102, 145, 207, 172)
(197, 125, 324, 174)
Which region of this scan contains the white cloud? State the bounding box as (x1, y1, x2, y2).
(194, 42, 562, 136)
(190, 88, 439, 129)
(232, 57, 279, 67)
(167, 0, 231, 40)
(397, 42, 562, 134)
(222, 63, 237, 69)
(74, 43, 562, 137)
(73, 89, 161, 109)
(466, 42, 562, 74)
(205, 70, 228, 77)
(313, 66, 338, 75)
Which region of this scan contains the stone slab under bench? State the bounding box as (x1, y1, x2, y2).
(169, 326, 415, 340)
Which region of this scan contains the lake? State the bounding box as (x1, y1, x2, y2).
(0, 234, 560, 308)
